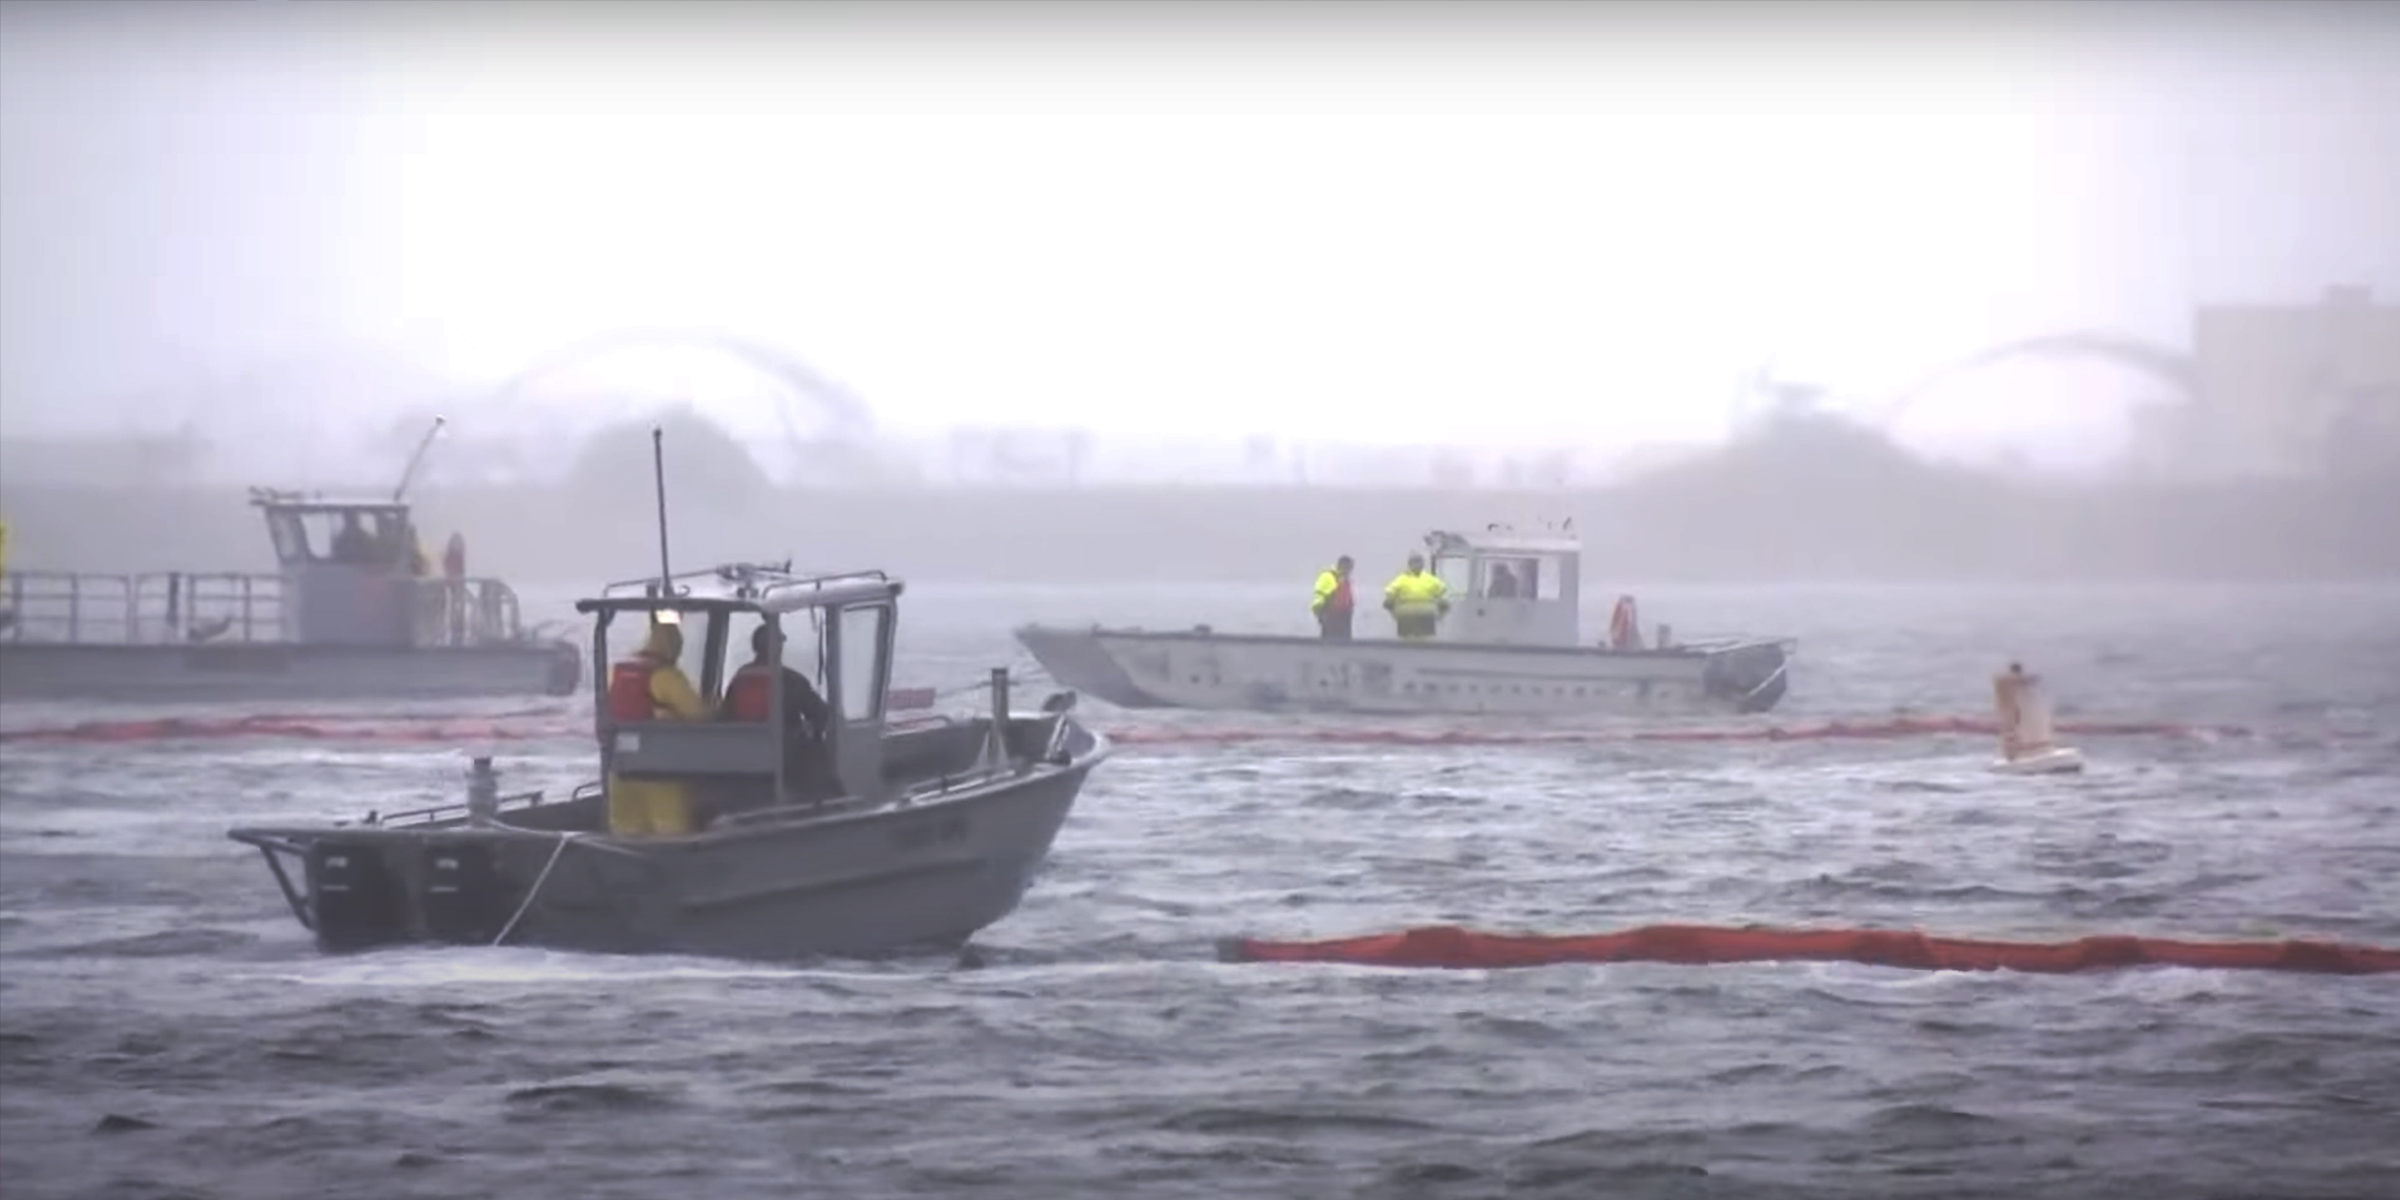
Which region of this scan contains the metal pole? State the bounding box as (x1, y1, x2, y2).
(467, 756, 499, 826)
(768, 617, 787, 803)
(985, 666, 1012, 768)
(650, 425, 673, 589)
(391, 416, 447, 503)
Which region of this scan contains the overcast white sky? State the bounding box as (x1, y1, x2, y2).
(3, 0, 2396, 465)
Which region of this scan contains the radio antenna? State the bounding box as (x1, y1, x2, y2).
(650, 424, 673, 592)
(390, 415, 447, 503)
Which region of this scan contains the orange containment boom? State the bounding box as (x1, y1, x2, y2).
(1220, 924, 2400, 976)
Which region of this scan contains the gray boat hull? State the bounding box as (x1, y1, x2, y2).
(1015, 624, 1794, 716)
(0, 640, 584, 705)
(227, 716, 1108, 962)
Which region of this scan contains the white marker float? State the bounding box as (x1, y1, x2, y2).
(1991, 661, 2086, 775)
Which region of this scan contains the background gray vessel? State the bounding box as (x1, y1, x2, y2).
(0, 486, 582, 705)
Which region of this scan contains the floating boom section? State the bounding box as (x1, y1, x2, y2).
(1222, 924, 2400, 976)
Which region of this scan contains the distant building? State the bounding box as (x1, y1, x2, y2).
(2174, 285, 2400, 479)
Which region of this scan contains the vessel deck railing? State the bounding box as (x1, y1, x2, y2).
(598, 563, 893, 603)
(412, 577, 535, 647)
(1, 570, 286, 646)
(0, 570, 539, 648)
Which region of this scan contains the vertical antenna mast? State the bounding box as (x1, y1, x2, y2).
(651, 424, 673, 592)
(391, 415, 447, 502)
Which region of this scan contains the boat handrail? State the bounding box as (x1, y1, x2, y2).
(359, 786, 551, 828)
(754, 573, 904, 614)
(1664, 633, 1800, 652)
(406, 575, 530, 646)
(0, 569, 286, 646)
(584, 565, 902, 613)
(0, 568, 551, 648)
(598, 561, 789, 598)
(597, 560, 883, 597)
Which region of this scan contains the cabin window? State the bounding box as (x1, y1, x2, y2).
(671, 610, 712, 689)
(725, 611, 825, 693)
(265, 511, 313, 563)
(1431, 555, 1472, 597)
(1477, 555, 1567, 600)
(833, 603, 892, 723)
(295, 508, 411, 567)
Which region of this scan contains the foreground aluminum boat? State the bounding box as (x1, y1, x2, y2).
(229, 561, 1110, 961)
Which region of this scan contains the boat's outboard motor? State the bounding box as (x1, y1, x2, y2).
(305, 843, 407, 953)
(421, 843, 508, 944)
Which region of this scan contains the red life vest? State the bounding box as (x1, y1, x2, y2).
(1325, 575, 1355, 614)
(725, 665, 773, 721)
(607, 660, 657, 721)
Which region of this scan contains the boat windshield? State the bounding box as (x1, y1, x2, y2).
(722, 609, 826, 696)
(1475, 555, 1558, 599)
(1431, 554, 1473, 598)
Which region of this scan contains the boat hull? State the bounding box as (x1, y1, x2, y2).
(0, 640, 584, 704)
(228, 720, 1108, 961)
(1015, 625, 1792, 716)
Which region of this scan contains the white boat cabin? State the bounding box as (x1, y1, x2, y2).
(1421, 524, 1583, 649)
(577, 564, 903, 811)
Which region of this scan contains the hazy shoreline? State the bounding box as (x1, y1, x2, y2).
(4, 476, 2393, 586)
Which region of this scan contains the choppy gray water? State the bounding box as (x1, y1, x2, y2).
(4, 582, 2398, 1200)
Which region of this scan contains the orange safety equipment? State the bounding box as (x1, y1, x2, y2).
(725, 664, 774, 722)
(1608, 595, 1640, 649)
(607, 660, 658, 722)
(1312, 569, 1355, 616)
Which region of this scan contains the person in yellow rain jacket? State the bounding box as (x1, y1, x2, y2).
(1383, 553, 1450, 640)
(1310, 555, 1356, 640)
(603, 613, 711, 836)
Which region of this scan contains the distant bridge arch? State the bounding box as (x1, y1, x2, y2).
(1879, 332, 2201, 426)
(487, 328, 877, 451)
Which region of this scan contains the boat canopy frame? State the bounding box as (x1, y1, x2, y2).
(574, 562, 907, 813)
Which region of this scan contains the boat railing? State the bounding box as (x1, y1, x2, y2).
(360, 785, 553, 829)
(597, 563, 892, 603)
(406, 576, 532, 647)
(1666, 633, 1800, 653)
(1, 570, 287, 646)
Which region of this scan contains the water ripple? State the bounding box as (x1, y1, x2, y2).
(3, 583, 2399, 1199)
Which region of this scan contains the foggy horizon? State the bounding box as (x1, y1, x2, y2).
(4, 0, 2398, 477)
(9, 10, 2400, 1193)
(3, 0, 2397, 585)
